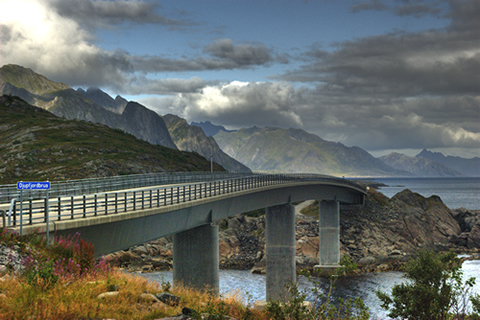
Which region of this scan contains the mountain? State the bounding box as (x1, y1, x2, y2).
(77, 87, 128, 114)
(0, 64, 177, 149)
(0, 95, 222, 184)
(416, 149, 480, 177)
(213, 126, 408, 176)
(190, 121, 233, 137)
(163, 115, 251, 173)
(379, 152, 463, 177)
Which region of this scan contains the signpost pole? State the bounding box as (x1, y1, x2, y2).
(19, 189, 23, 236)
(46, 188, 50, 246)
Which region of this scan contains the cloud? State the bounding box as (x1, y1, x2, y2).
(0, 0, 132, 88)
(0, 0, 276, 90)
(131, 39, 277, 72)
(125, 76, 209, 95)
(149, 77, 478, 155)
(145, 81, 306, 129)
(350, 0, 388, 13)
(203, 39, 273, 67)
(48, 0, 193, 30)
(351, 0, 444, 18)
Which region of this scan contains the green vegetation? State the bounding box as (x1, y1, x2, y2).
(1, 230, 478, 319)
(0, 230, 259, 320)
(376, 250, 479, 320)
(266, 256, 370, 320)
(0, 95, 223, 184)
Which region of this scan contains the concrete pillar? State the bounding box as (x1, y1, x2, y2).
(318, 200, 340, 266)
(266, 203, 296, 301)
(173, 224, 219, 295)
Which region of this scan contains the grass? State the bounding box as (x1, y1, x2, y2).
(0, 229, 261, 320)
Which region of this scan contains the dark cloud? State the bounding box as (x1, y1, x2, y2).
(48, 0, 193, 29)
(393, 2, 442, 18)
(350, 0, 388, 13)
(203, 39, 273, 66)
(351, 0, 444, 18)
(279, 0, 480, 98)
(131, 39, 277, 72)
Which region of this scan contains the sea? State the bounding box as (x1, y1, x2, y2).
(139, 177, 480, 319)
(369, 177, 480, 211)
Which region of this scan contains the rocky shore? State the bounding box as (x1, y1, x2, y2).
(107, 188, 480, 275)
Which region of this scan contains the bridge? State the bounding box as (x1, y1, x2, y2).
(1, 172, 367, 300)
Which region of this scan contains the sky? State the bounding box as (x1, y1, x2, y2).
(0, 0, 479, 158)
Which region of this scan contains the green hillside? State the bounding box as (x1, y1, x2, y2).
(0, 95, 223, 184)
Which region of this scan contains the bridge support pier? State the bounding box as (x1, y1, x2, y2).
(317, 200, 340, 267)
(266, 203, 296, 301)
(173, 224, 219, 295)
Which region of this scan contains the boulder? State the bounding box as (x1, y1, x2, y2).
(156, 292, 181, 306)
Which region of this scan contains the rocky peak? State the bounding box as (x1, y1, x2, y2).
(0, 64, 70, 95)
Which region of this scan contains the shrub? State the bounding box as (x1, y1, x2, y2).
(376, 250, 478, 320)
(266, 257, 370, 320)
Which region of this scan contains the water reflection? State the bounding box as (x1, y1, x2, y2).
(139, 260, 479, 319)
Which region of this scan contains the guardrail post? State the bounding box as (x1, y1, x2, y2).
(83, 195, 86, 218)
(124, 192, 127, 212)
(105, 194, 108, 215)
(133, 192, 136, 211)
(94, 194, 97, 216)
(57, 197, 61, 221)
(28, 199, 33, 225)
(71, 196, 74, 219)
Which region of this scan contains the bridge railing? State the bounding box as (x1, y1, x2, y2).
(0, 171, 254, 203)
(2, 173, 364, 229)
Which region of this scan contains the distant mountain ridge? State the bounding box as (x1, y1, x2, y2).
(379, 152, 463, 177)
(416, 149, 479, 177)
(77, 87, 128, 114)
(163, 115, 251, 173)
(0, 64, 249, 172)
(213, 126, 410, 177)
(191, 121, 234, 137)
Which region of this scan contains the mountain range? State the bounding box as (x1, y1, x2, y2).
(0, 95, 219, 184)
(0, 64, 248, 172)
(1, 64, 478, 178)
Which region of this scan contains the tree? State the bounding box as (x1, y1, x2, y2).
(376, 250, 477, 320)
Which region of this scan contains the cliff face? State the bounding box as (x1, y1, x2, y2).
(163, 114, 251, 173)
(109, 188, 479, 273)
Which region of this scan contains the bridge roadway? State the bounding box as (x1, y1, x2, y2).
(1, 173, 366, 300)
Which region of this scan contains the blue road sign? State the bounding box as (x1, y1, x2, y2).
(17, 181, 51, 190)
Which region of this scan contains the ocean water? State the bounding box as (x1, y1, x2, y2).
(141, 260, 480, 319)
(368, 177, 480, 210)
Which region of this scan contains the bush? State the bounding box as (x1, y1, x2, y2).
(376, 250, 478, 320)
(266, 257, 370, 320)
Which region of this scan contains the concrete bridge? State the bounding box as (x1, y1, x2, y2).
(1, 172, 366, 300)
